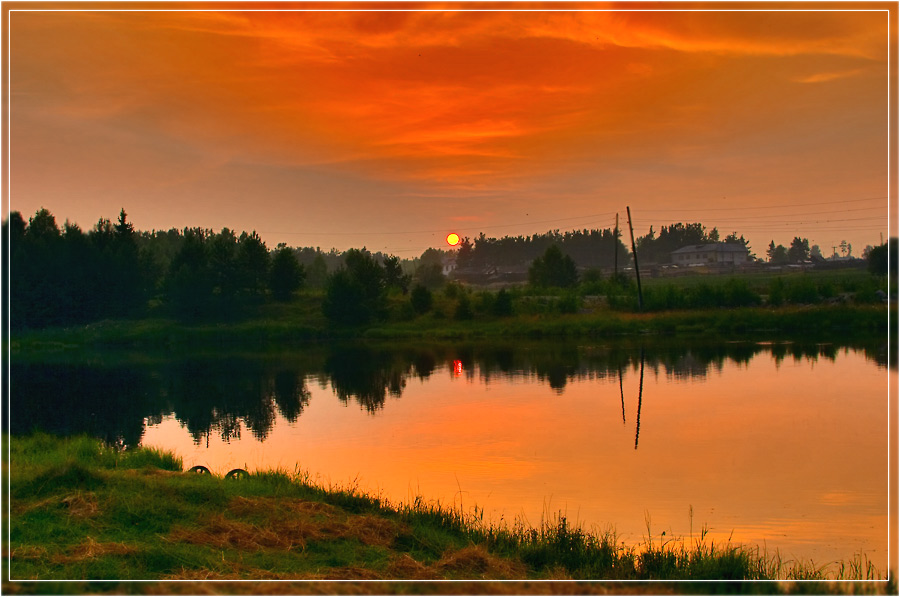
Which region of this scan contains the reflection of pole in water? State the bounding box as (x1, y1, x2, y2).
(618, 365, 626, 425)
(634, 348, 645, 450)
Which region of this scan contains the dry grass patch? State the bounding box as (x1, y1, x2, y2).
(123, 579, 682, 594)
(60, 491, 100, 517)
(169, 514, 312, 551)
(13, 490, 100, 518)
(307, 566, 386, 581)
(51, 536, 137, 563)
(324, 513, 399, 548)
(11, 495, 57, 515)
(386, 553, 440, 579)
(6, 545, 48, 561)
(434, 545, 527, 580)
(227, 495, 338, 519)
(171, 496, 407, 553)
(122, 468, 181, 478)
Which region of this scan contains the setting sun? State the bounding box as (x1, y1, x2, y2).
(446, 233, 460, 246)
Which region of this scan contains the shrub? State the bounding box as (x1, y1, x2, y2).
(444, 282, 463, 299)
(643, 285, 684, 311)
(556, 294, 580, 314)
(454, 295, 473, 320)
(269, 247, 305, 301)
(410, 284, 433, 315)
(493, 288, 514, 317)
(768, 278, 785, 306)
(723, 278, 761, 307)
(413, 262, 446, 290)
(529, 245, 578, 288)
(786, 277, 820, 304)
(867, 238, 897, 276)
(322, 250, 386, 326)
(477, 291, 494, 315)
(817, 282, 836, 300)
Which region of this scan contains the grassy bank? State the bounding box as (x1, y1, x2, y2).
(8, 302, 891, 355)
(4, 434, 891, 592)
(7, 265, 892, 353)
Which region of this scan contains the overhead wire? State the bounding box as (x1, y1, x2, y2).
(259, 194, 889, 252)
(262, 210, 619, 237)
(632, 196, 886, 213)
(264, 195, 886, 238)
(635, 207, 885, 223)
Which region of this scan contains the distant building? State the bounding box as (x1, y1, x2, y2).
(670, 243, 749, 266)
(442, 254, 457, 276)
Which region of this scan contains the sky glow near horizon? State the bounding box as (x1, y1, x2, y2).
(5, 4, 896, 258)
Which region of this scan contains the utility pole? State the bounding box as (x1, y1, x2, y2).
(626, 206, 644, 311)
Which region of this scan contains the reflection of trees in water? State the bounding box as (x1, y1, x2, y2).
(619, 343, 756, 381)
(10, 338, 887, 445)
(769, 341, 894, 370)
(866, 340, 895, 370)
(9, 363, 166, 448)
(271, 370, 310, 423)
(530, 345, 581, 393)
(325, 347, 408, 413)
(166, 359, 311, 444)
(410, 350, 437, 379)
(167, 358, 265, 443)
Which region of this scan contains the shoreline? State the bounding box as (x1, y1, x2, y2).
(4, 434, 892, 590)
(7, 303, 892, 354)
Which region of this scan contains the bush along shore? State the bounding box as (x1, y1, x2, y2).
(8, 301, 892, 355)
(5, 434, 892, 591)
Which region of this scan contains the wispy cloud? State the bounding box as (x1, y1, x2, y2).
(9, 7, 890, 254)
(794, 68, 867, 84)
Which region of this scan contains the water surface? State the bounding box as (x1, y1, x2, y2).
(11, 340, 893, 574)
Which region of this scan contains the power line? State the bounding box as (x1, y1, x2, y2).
(259, 194, 888, 242)
(716, 216, 885, 226)
(631, 218, 886, 231)
(637, 196, 887, 213)
(636, 206, 886, 223)
(261, 210, 618, 237)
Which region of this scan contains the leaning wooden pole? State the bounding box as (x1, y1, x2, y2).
(626, 206, 643, 311)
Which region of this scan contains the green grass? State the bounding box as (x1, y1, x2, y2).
(8, 268, 891, 355)
(362, 304, 888, 342)
(639, 267, 876, 292)
(4, 433, 893, 590)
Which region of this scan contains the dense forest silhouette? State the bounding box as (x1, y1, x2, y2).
(3, 207, 888, 330)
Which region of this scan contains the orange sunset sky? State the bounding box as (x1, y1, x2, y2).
(4, 2, 897, 258)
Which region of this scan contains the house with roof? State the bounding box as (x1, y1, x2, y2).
(670, 243, 749, 266)
(441, 254, 457, 276)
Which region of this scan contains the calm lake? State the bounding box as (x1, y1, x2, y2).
(11, 339, 894, 575)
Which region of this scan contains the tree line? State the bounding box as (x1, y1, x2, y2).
(4, 208, 305, 328)
(765, 237, 870, 264)
(454, 228, 630, 271)
(4, 207, 424, 330)
(635, 223, 752, 264)
(6, 209, 148, 329)
(452, 223, 757, 273)
(5, 207, 892, 331)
